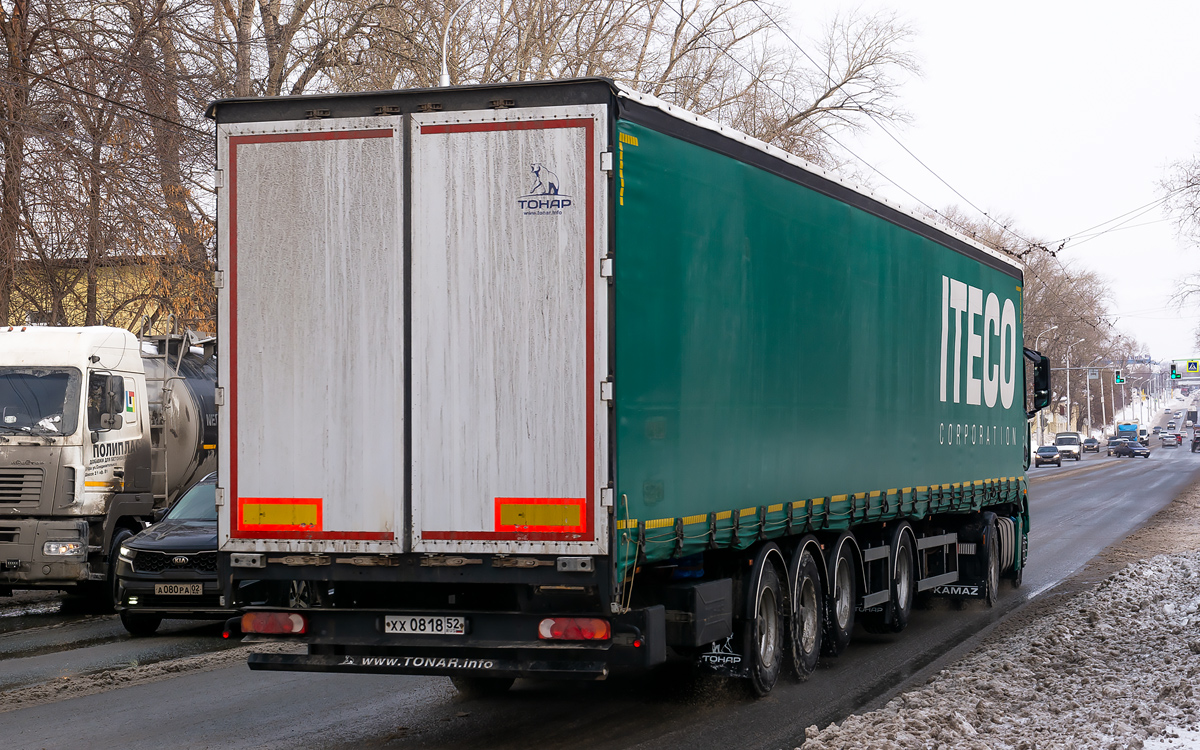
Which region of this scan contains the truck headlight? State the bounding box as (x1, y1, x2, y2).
(118, 546, 136, 563)
(43, 541, 84, 556)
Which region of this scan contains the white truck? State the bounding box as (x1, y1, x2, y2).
(0, 325, 217, 606)
(1053, 432, 1082, 461)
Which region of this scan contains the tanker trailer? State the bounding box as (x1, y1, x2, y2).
(0, 325, 217, 607)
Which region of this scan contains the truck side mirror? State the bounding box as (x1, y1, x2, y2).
(1024, 347, 1051, 417)
(96, 374, 126, 429)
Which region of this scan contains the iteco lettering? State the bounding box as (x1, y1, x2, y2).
(938, 275, 1018, 409)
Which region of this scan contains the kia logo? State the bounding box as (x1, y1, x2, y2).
(172, 556, 189, 565)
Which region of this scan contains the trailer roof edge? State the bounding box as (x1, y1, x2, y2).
(612, 83, 1024, 279)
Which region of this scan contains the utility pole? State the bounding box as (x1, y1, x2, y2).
(1033, 325, 1058, 446)
(1100, 370, 1107, 435)
(1086, 370, 1093, 436)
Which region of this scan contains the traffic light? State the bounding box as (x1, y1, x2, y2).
(1114, 369, 1124, 384)
(1171, 363, 1181, 379)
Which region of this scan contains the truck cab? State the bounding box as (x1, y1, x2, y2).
(0, 326, 215, 604)
(0, 327, 152, 596)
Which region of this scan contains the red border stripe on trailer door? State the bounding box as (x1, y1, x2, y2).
(416, 117, 597, 543)
(227, 128, 396, 542)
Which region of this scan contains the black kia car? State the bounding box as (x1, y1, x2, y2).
(114, 473, 234, 636)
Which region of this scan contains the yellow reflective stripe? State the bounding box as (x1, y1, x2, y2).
(241, 502, 319, 528)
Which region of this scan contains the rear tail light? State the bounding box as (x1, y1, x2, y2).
(537, 617, 611, 641)
(241, 612, 307, 635)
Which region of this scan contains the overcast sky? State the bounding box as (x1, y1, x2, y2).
(784, 0, 1200, 361)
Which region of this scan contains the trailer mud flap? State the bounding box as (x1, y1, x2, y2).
(248, 651, 608, 680)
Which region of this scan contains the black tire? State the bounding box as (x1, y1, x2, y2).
(822, 536, 857, 657)
(120, 609, 162, 637)
(984, 521, 1000, 608)
(88, 528, 134, 614)
(745, 564, 784, 696)
(888, 530, 916, 632)
(450, 676, 515, 697)
(787, 545, 823, 681)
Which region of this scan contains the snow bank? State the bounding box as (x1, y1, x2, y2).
(800, 552, 1200, 750)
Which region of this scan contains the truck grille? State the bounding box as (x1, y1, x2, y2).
(132, 551, 218, 574)
(0, 469, 43, 505)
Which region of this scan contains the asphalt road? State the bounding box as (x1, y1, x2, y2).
(3, 446, 1200, 750)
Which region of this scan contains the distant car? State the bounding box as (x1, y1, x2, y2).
(1167, 421, 1177, 430)
(1161, 433, 1179, 447)
(1114, 441, 1151, 458)
(1153, 426, 1162, 434)
(1082, 438, 1100, 452)
(1034, 445, 1062, 467)
(114, 473, 236, 636)
(1107, 438, 1128, 456)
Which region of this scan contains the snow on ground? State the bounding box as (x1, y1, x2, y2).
(799, 552, 1200, 750)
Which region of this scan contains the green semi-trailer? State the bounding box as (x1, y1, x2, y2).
(212, 78, 1051, 697)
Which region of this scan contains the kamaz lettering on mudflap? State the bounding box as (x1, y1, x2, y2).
(0, 325, 216, 607)
(210, 78, 1050, 697)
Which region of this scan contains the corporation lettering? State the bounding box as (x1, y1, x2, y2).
(938, 422, 1021, 447)
(939, 275, 1017, 408)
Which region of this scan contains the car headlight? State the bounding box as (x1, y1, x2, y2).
(118, 545, 137, 563)
(43, 541, 84, 556)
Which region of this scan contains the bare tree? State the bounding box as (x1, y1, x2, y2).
(1163, 148, 1200, 246)
(321, 0, 918, 168)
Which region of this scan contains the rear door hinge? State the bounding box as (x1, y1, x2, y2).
(600, 256, 613, 278)
(213, 169, 224, 189)
(600, 151, 614, 173)
(215, 487, 225, 507)
(214, 270, 224, 289)
(214, 387, 225, 407)
(600, 379, 613, 402)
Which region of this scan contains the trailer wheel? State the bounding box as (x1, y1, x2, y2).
(450, 676, 515, 697)
(888, 528, 916, 633)
(745, 563, 784, 696)
(822, 536, 857, 657)
(984, 520, 1000, 608)
(787, 544, 823, 681)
